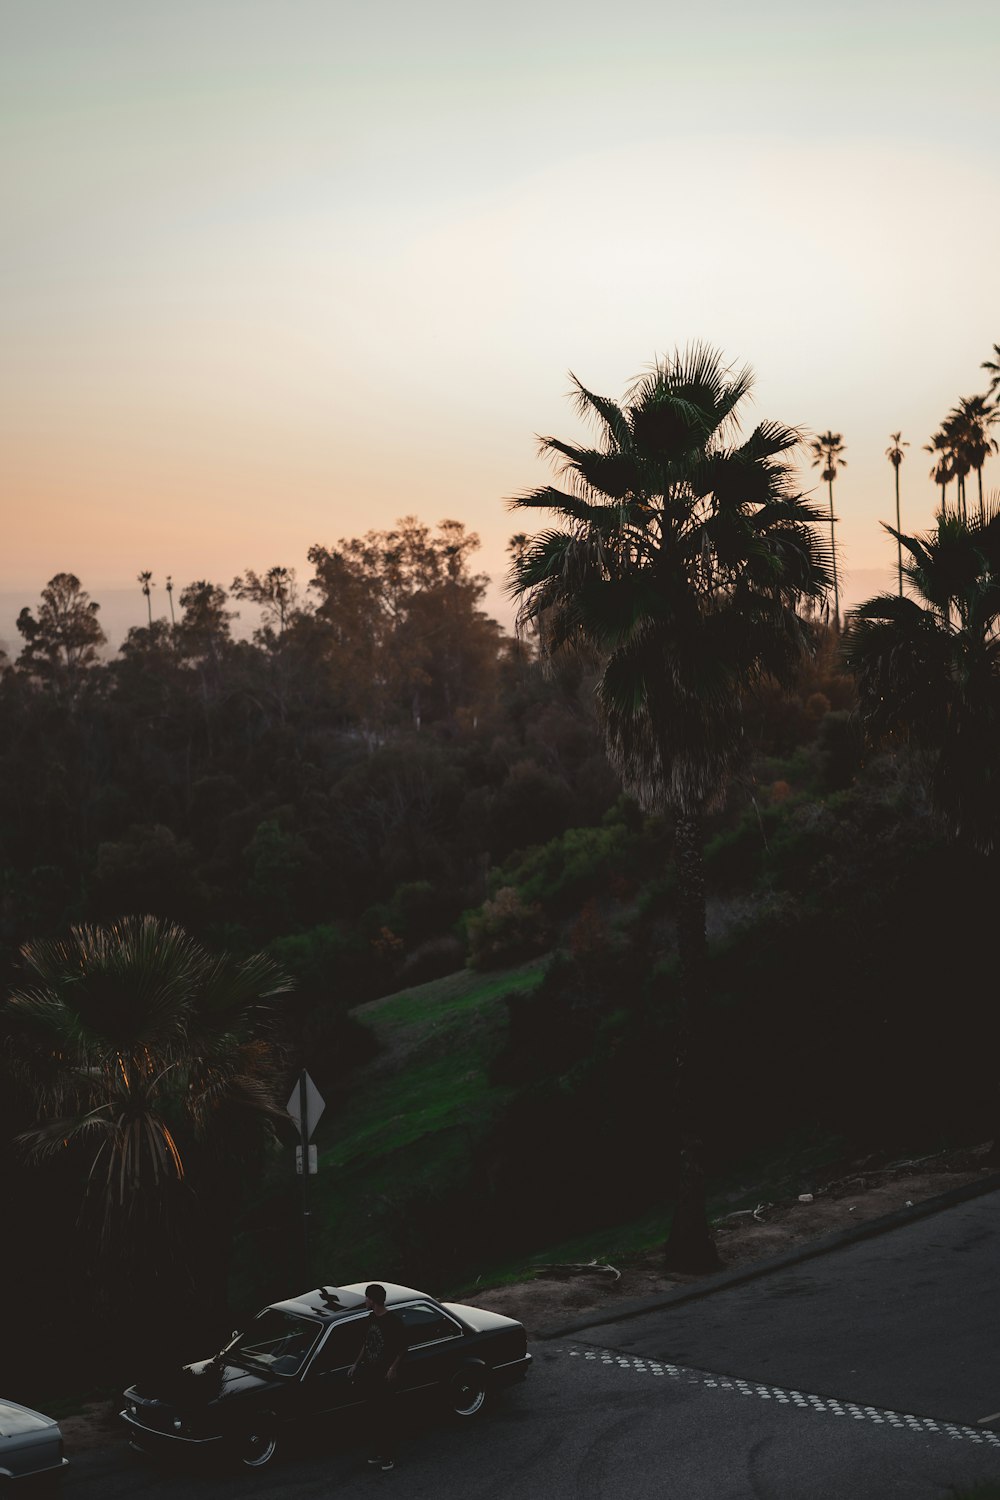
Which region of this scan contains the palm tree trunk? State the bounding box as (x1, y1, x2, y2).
(895, 470, 902, 596)
(664, 807, 721, 1273)
(828, 479, 840, 629)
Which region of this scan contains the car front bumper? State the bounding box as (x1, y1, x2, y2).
(120, 1408, 225, 1454)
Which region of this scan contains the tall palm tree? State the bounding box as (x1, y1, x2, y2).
(845, 509, 1000, 852)
(885, 433, 909, 595)
(939, 414, 967, 522)
(5, 916, 291, 1307)
(809, 432, 846, 628)
(138, 570, 154, 627)
(924, 432, 953, 518)
(508, 345, 832, 1271)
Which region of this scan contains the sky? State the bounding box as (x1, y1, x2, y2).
(3, 0, 999, 647)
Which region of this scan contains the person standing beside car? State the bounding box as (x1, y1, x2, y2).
(348, 1284, 409, 1471)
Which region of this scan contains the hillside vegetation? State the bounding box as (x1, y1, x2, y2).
(234, 719, 998, 1314)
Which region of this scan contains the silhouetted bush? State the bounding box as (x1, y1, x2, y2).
(466, 887, 551, 970)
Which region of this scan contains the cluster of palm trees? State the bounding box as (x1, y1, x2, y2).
(922, 349, 1000, 524)
(809, 347, 1000, 622)
(845, 509, 1000, 855)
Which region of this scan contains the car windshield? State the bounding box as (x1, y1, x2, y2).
(227, 1310, 321, 1377)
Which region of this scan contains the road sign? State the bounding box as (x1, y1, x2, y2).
(286, 1070, 325, 1140)
(296, 1145, 318, 1176)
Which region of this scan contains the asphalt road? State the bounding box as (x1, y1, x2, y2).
(574, 1189, 1000, 1425)
(63, 1189, 1000, 1499)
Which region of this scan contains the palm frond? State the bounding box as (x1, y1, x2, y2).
(566, 377, 633, 451)
(735, 420, 803, 462)
(508, 484, 620, 526)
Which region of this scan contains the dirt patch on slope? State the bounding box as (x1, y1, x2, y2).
(459, 1144, 997, 1336)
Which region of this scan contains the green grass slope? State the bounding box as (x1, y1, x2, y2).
(303, 961, 546, 1284)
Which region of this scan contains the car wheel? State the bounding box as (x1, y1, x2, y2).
(447, 1369, 488, 1419)
(237, 1416, 279, 1469)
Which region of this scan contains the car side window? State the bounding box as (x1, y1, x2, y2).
(395, 1302, 462, 1347)
(309, 1316, 367, 1375)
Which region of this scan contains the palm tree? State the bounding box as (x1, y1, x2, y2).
(949, 396, 998, 523)
(4, 916, 291, 1314)
(947, 421, 971, 521)
(845, 509, 1000, 852)
(924, 433, 953, 518)
(982, 342, 1000, 396)
(165, 574, 176, 627)
(809, 432, 846, 628)
(885, 433, 909, 595)
(138, 570, 154, 627)
(508, 345, 832, 1271)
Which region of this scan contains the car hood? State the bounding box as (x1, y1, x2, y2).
(441, 1302, 524, 1335)
(130, 1358, 277, 1409)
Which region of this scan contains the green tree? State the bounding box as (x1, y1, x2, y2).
(307, 518, 501, 729)
(15, 573, 107, 694)
(4, 915, 291, 1342)
(885, 433, 909, 595)
(809, 432, 846, 628)
(845, 510, 1000, 852)
(508, 345, 832, 1270)
(175, 580, 237, 666)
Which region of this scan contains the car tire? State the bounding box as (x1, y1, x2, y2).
(446, 1368, 488, 1420)
(236, 1415, 279, 1469)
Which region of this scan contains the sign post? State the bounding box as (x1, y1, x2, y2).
(286, 1070, 326, 1286)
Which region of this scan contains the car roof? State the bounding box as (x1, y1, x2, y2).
(340, 1282, 430, 1305)
(0, 1401, 58, 1436)
(266, 1283, 433, 1321)
(267, 1287, 366, 1319)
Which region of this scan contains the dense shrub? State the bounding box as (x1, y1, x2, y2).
(465, 886, 551, 969)
(492, 812, 648, 917)
(268, 922, 381, 1007)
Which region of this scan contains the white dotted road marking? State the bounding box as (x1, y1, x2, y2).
(565, 1349, 1000, 1449)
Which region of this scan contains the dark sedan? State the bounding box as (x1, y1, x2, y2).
(120, 1281, 531, 1470)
